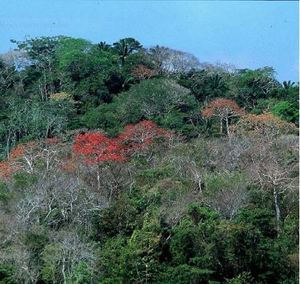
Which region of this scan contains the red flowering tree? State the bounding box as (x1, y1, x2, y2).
(202, 98, 244, 136)
(72, 132, 125, 164)
(72, 132, 126, 193)
(71, 124, 172, 194)
(117, 120, 173, 156)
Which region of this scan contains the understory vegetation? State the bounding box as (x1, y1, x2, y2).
(0, 36, 298, 283)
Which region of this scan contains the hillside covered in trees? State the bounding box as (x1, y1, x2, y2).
(0, 36, 298, 283)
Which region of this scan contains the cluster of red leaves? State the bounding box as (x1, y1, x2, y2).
(72, 133, 125, 165)
(202, 98, 244, 118)
(131, 64, 157, 80)
(72, 120, 172, 165)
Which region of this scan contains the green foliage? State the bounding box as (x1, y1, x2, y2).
(0, 182, 11, 203)
(272, 101, 299, 124)
(0, 98, 69, 157)
(235, 208, 277, 238)
(0, 264, 15, 284)
(204, 172, 247, 195)
(113, 37, 142, 66)
(80, 102, 121, 136)
(93, 196, 140, 241)
(12, 36, 67, 61)
(55, 38, 93, 70)
(41, 244, 62, 283)
(71, 262, 93, 284)
(170, 218, 207, 265)
(23, 227, 49, 253)
(229, 67, 280, 110)
(100, 216, 163, 283)
(178, 69, 230, 102)
(188, 204, 220, 224)
(81, 78, 200, 135)
(225, 272, 254, 284)
(159, 264, 213, 284)
(58, 46, 120, 110)
(119, 78, 195, 117)
(0, 58, 17, 96)
(13, 172, 37, 190)
(136, 167, 173, 186)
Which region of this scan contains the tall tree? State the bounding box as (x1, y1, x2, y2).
(12, 36, 68, 100)
(113, 38, 142, 66)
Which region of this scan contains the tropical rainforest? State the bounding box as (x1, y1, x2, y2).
(0, 36, 298, 283)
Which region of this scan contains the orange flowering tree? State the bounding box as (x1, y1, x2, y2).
(201, 98, 244, 136)
(231, 113, 298, 139)
(0, 142, 38, 180)
(0, 138, 62, 180)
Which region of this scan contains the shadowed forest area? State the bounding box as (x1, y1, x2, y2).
(0, 36, 298, 283)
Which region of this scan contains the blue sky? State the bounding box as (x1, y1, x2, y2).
(0, 0, 298, 81)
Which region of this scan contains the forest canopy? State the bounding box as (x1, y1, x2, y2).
(0, 36, 298, 284)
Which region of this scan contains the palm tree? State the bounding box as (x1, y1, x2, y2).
(282, 80, 296, 90)
(113, 38, 142, 66)
(96, 41, 111, 51)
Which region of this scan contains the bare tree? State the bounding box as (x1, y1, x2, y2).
(148, 46, 200, 76)
(201, 172, 249, 220)
(243, 136, 298, 234)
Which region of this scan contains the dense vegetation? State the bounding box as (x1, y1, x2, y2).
(0, 36, 298, 283)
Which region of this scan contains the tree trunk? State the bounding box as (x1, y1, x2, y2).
(97, 170, 100, 191)
(109, 187, 113, 203)
(121, 56, 125, 67)
(62, 256, 67, 284)
(6, 129, 11, 159)
(273, 187, 281, 234)
(225, 116, 230, 137)
(220, 118, 223, 135)
(96, 164, 102, 191)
